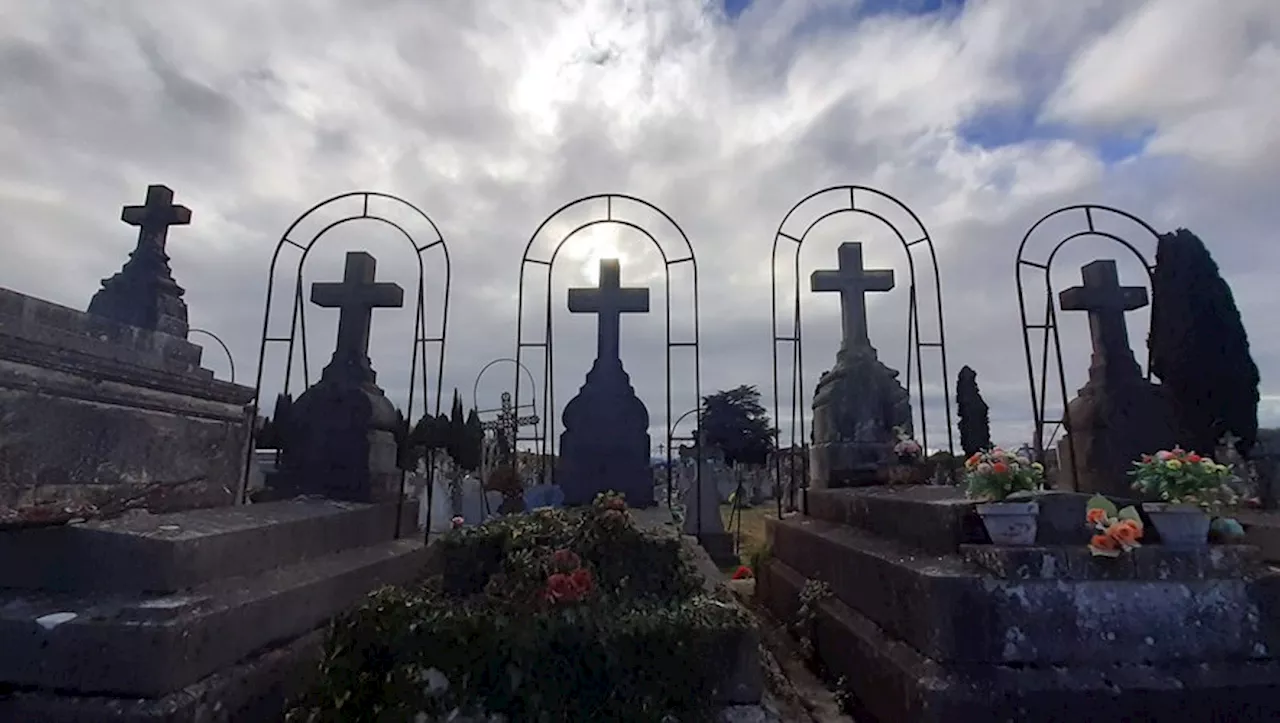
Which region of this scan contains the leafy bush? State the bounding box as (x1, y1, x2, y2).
(287, 493, 752, 723)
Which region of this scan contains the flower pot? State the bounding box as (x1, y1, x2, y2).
(975, 501, 1039, 545)
(1142, 503, 1210, 550)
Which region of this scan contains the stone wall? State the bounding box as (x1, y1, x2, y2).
(0, 288, 255, 515)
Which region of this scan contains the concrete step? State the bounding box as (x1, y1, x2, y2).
(759, 557, 1280, 723)
(0, 498, 416, 593)
(766, 516, 1280, 666)
(0, 537, 429, 697)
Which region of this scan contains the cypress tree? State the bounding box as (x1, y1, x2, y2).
(956, 365, 992, 456)
(446, 389, 466, 464)
(1148, 228, 1260, 456)
(461, 407, 484, 472)
(270, 392, 294, 451)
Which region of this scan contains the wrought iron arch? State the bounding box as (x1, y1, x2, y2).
(243, 191, 451, 541)
(770, 185, 954, 515)
(1014, 204, 1159, 478)
(189, 328, 236, 383)
(472, 357, 543, 465)
(513, 194, 704, 527)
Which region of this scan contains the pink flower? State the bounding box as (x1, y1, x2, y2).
(450, 516, 464, 529)
(1156, 451, 1174, 461)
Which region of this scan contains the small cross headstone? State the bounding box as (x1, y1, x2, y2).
(811, 242, 895, 351)
(311, 251, 404, 385)
(1058, 259, 1147, 380)
(568, 258, 650, 363)
(87, 184, 194, 336)
(479, 391, 540, 461)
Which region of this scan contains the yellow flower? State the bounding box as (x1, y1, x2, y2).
(1166, 460, 1182, 470)
(1032, 462, 1044, 472)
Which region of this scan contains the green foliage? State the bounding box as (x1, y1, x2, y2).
(1149, 228, 1261, 456)
(288, 493, 751, 722)
(1130, 448, 1239, 510)
(955, 365, 992, 457)
(694, 385, 777, 467)
(962, 449, 1044, 501)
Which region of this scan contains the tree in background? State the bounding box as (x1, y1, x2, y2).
(256, 393, 294, 449)
(445, 389, 467, 466)
(956, 366, 992, 456)
(1148, 228, 1260, 456)
(694, 385, 776, 466)
(460, 407, 484, 472)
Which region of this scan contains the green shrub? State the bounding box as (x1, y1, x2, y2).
(287, 492, 752, 723)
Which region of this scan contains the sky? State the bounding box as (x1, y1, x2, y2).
(2, 0, 1278, 457)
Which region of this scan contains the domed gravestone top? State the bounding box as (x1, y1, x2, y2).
(273, 251, 407, 503)
(556, 258, 654, 507)
(808, 242, 912, 488)
(1056, 259, 1177, 497)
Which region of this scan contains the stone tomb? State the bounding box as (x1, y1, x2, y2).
(808, 242, 912, 489)
(271, 251, 406, 503)
(757, 486, 1280, 722)
(557, 258, 654, 507)
(1056, 259, 1178, 498)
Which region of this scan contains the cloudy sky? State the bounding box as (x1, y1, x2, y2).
(3, 0, 1278, 457)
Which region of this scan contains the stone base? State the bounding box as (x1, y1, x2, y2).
(758, 486, 1280, 722)
(809, 444, 888, 490)
(697, 530, 740, 568)
(1057, 376, 1178, 498)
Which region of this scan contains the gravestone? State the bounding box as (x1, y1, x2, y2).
(1056, 259, 1177, 497)
(557, 259, 654, 507)
(682, 467, 737, 567)
(87, 184, 193, 338)
(459, 475, 486, 525)
(272, 252, 406, 503)
(419, 474, 455, 533)
(479, 391, 539, 464)
(808, 242, 912, 488)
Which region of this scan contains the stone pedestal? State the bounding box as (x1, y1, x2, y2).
(1057, 376, 1179, 498)
(557, 358, 653, 508)
(0, 288, 254, 519)
(809, 346, 911, 489)
(272, 380, 403, 504)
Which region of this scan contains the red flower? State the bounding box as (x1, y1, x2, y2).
(992, 462, 1008, 474)
(732, 565, 753, 580)
(550, 548, 581, 573)
(544, 573, 582, 604)
(603, 496, 626, 512)
(569, 567, 594, 595)
(1187, 454, 1202, 463)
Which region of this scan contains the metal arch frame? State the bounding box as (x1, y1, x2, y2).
(189, 328, 236, 383)
(513, 193, 705, 528)
(472, 357, 543, 474)
(770, 185, 954, 516)
(242, 191, 451, 541)
(1014, 204, 1159, 479)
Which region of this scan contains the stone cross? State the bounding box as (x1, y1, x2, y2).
(568, 258, 650, 363)
(123, 184, 192, 252)
(1058, 259, 1147, 379)
(312, 251, 404, 384)
(479, 391, 539, 456)
(811, 242, 894, 350)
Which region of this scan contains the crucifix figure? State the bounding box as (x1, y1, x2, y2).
(88, 184, 194, 336)
(311, 251, 404, 385)
(1058, 259, 1147, 381)
(811, 242, 895, 351)
(480, 391, 540, 457)
(568, 258, 650, 364)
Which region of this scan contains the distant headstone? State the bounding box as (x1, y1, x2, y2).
(419, 475, 454, 532)
(459, 476, 486, 525)
(88, 184, 193, 338)
(1056, 260, 1177, 497)
(682, 467, 737, 567)
(557, 259, 654, 507)
(808, 242, 912, 488)
(272, 251, 406, 502)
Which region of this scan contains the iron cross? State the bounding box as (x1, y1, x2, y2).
(811, 242, 895, 350)
(480, 391, 539, 452)
(568, 258, 650, 363)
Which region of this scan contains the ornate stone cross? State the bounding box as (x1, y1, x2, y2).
(87, 184, 194, 336)
(311, 251, 404, 384)
(568, 258, 650, 364)
(480, 391, 539, 455)
(811, 242, 895, 350)
(1058, 259, 1147, 379)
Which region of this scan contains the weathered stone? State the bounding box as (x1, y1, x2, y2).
(557, 259, 653, 507)
(0, 499, 415, 593)
(272, 251, 406, 503)
(959, 543, 1258, 581)
(683, 465, 738, 567)
(87, 184, 193, 338)
(0, 537, 428, 697)
(1056, 260, 1179, 497)
(0, 287, 254, 516)
(805, 486, 987, 553)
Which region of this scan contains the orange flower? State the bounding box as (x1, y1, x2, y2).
(1090, 534, 1119, 551)
(992, 461, 1009, 474)
(1086, 508, 1108, 525)
(1108, 519, 1143, 545)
